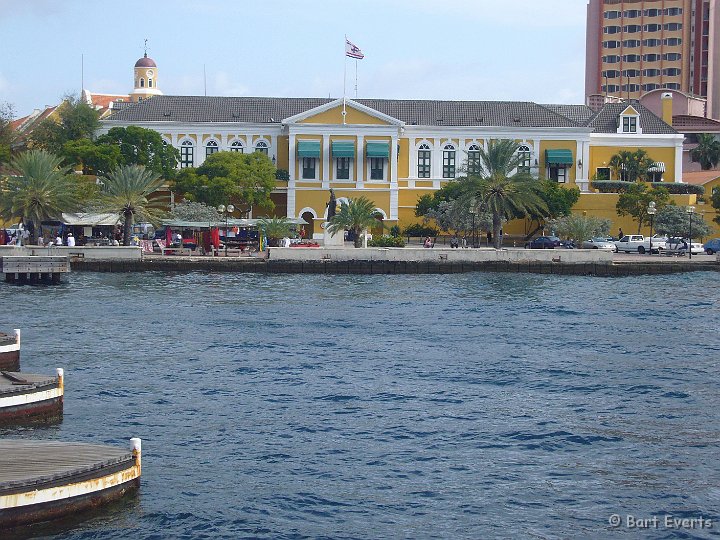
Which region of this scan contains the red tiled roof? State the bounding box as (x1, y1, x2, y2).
(683, 170, 720, 185)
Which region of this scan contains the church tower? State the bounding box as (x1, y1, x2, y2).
(130, 42, 162, 102)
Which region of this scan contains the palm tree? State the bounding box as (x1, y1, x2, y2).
(258, 216, 294, 247)
(326, 196, 383, 247)
(472, 140, 547, 249)
(0, 149, 77, 243)
(690, 133, 720, 170)
(608, 149, 654, 181)
(97, 164, 167, 245)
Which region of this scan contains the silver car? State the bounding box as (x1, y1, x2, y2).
(581, 237, 617, 250)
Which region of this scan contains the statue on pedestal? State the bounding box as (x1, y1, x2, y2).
(326, 188, 337, 220)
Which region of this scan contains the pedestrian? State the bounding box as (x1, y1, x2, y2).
(618, 228, 624, 239)
(37, 234, 44, 247)
(486, 231, 492, 245)
(66, 233, 75, 247)
(54, 233, 62, 245)
(450, 235, 458, 248)
(423, 236, 433, 248)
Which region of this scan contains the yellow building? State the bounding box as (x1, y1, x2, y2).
(104, 94, 686, 238)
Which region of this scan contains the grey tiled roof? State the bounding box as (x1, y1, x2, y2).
(107, 96, 581, 128)
(540, 104, 596, 125)
(105, 95, 676, 134)
(584, 101, 677, 134)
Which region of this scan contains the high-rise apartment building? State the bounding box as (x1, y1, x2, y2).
(586, 0, 720, 119)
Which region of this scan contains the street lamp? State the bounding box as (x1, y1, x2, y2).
(687, 205, 695, 260)
(469, 197, 477, 248)
(217, 204, 235, 256)
(647, 201, 656, 255)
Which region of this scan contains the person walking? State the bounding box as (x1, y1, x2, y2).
(618, 228, 624, 239)
(66, 233, 75, 247)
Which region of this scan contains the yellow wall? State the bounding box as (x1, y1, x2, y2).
(398, 138, 409, 179)
(539, 140, 577, 183)
(589, 146, 677, 181)
(276, 136, 289, 170)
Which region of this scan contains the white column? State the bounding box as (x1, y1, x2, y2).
(322, 134, 330, 188)
(356, 135, 364, 188)
(390, 135, 398, 184)
(287, 133, 296, 218)
(674, 140, 683, 182)
(434, 139, 442, 180)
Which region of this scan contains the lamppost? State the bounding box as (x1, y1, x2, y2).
(217, 204, 234, 256)
(647, 201, 656, 255)
(687, 205, 695, 260)
(469, 198, 477, 248)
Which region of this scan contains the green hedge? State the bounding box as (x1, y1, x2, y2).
(403, 223, 439, 237)
(591, 180, 704, 195)
(368, 235, 405, 247)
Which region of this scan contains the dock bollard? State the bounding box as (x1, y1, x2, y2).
(130, 437, 142, 475)
(56, 368, 64, 392)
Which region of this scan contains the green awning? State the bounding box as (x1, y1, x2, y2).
(366, 141, 390, 158)
(545, 149, 574, 165)
(331, 141, 355, 157)
(297, 140, 321, 158)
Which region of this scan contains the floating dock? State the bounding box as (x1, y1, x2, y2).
(0, 438, 141, 529)
(0, 330, 20, 370)
(0, 369, 64, 426)
(1, 256, 70, 284)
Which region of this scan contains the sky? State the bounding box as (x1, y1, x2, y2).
(0, 0, 588, 118)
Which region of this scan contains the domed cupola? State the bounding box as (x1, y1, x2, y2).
(130, 44, 162, 102)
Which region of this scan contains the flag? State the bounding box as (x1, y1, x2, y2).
(345, 39, 364, 60)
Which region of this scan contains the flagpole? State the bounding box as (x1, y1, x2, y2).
(355, 58, 358, 98)
(343, 35, 347, 124)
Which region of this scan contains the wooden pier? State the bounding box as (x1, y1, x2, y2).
(0, 438, 141, 529)
(1, 256, 70, 284)
(0, 369, 64, 426)
(0, 330, 20, 371)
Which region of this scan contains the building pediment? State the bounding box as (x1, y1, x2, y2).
(283, 99, 404, 127)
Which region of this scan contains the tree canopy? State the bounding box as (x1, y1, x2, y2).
(654, 205, 711, 239)
(0, 102, 15, 165)
(30, 95, 99, 155)
(63, 126, 179, 178)
(548, 214, 611, 245)
(616, 182, 671, 233)
(326, 196, 383, 247)
(173, 151, 276, 213)
(690, 134, 720, 170)
(608, 149, 655, 182)
(170, 201, 221, 222)
(0, 150, 78, 241)
(96, 165, 167, 245)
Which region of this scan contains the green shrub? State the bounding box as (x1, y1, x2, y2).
(591, 180, 705, 195)
(275, 168, 289, 181)
(403, 223, 439, 237)
(389, 225, 401, 237)
(368, 235, 405, 247)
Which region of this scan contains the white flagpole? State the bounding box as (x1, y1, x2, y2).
(355, 58, 358, 98)
(343, 35, 347, 124)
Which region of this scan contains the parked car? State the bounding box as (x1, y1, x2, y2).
(662, 237, 704, 255)
(614, 234, 661, 254)
(526, 236, 560, 249)
(581, 237, 616, 250)
(703, 238, 720, 255)
(558, 240, 576, 249)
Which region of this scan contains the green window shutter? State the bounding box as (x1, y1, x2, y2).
(545, 149, 573, 165)
(331, 141, 355, 158)
(366, 141, 390, 158)
(297, 140, 321, 158)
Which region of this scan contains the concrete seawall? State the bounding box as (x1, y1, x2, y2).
(71, 253, 720, 277)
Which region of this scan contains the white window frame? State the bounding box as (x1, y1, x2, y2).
(179, 139, 194, 168)
(205, 139, 220, 158)
(229, 140, 245, 153)
(417, 143, 432, 178)
(334, 157, 353, 181)
(367, 157, 386, 181)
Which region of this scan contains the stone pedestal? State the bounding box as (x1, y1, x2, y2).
(322, 224, 345, 247)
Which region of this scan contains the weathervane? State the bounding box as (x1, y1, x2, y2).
(143, 38, 148, 57)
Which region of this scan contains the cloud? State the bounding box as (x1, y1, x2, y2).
(212, 71, 249, 97)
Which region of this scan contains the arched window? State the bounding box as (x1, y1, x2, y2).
(517, 145, 531, 173)
(140, 78, 145, 88)
(467, 144, 481, 175)
(180, 140, 194, 168)
(442, 144, 456, 179)
(255, 140, 269, 155)
(417, 143, 431, 178)
(148, 79, 153, 88)
(230, 140, 244, 153)
(206, 140, 219, 157)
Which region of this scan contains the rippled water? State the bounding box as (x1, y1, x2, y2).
(2, 271, 720, 539)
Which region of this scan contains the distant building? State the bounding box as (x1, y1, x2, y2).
(585, 0, 720, 121)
